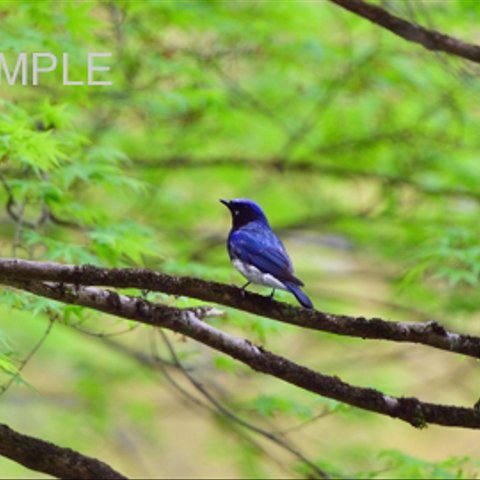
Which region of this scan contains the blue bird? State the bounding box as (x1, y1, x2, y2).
(220, 198, 313, 309)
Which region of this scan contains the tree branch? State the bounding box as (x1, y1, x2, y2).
(6, 277, 480, 430)
(155, 330, 328, 479)
(0, 258, 479, 361)
(328, 0, 480, 64)
(136, 156, 480, 203)
(0, 423, 126, 479)
(95, 334, 315, 477)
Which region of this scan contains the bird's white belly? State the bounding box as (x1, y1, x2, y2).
(232, 259, 287, 290)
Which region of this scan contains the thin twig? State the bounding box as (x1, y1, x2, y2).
(0, 318, 54, 396)
(157, 329, 329, 479)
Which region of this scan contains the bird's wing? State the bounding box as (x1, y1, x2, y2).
(228, 228, 303, 286)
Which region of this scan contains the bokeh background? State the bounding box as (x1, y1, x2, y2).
(1, 1, 480, 478)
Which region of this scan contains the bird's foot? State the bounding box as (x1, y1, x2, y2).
(240, 281, 251, 297)
(269, 289, 276, 300)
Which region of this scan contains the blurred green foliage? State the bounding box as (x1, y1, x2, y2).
(0, 0, 480, 478)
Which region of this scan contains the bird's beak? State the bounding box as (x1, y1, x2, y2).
(220, 199, 230, 208)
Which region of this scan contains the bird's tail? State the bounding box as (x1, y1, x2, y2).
(285, 282, 313, 309)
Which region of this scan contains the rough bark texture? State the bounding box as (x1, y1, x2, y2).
(0, 258, 479, 359)
(0, 423, 126, 479)
(329, 0, 480, 64)
(8, 277, 480, 430)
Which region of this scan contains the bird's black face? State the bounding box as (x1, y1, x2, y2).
(220, 198, 269, 229)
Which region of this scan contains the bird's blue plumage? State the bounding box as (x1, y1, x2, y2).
(228, 226, 301, 286)
(221, 198, 313, 309)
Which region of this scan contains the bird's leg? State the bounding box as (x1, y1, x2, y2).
(269, 288, 276, 299)
(240, 281, 251, 296)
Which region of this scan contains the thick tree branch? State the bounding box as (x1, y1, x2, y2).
(7, 278, 480, 430)
(0, 423, 126, 479)
(0, 258, 479, 360)
(328, 0, 480, 64)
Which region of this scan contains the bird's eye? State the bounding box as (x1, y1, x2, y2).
(234, 210, 239, 216)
